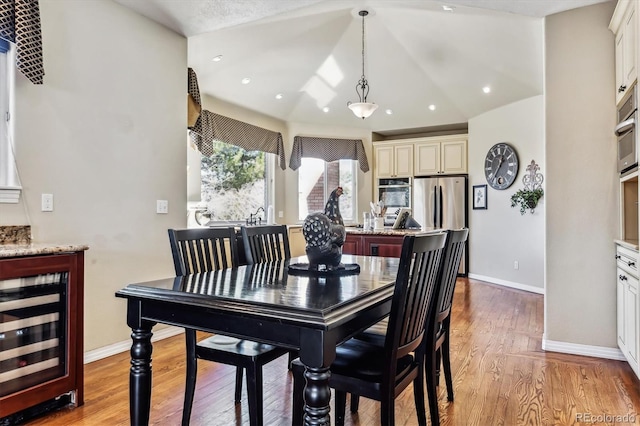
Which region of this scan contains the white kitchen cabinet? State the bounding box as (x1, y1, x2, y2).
(414, 135, 468, 175)
(616, 243, 640, 378)
(610, 0, 637, 104)
(374, 143, 413, 178)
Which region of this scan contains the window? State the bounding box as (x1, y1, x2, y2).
(198, 141, 274, 221)
(298, 158, 356, 222)
(0, 39, 19, 203)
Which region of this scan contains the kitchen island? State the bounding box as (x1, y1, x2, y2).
(344, 227, 439, 257)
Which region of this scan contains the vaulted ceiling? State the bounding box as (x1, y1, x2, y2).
(114, 0, 612, 133)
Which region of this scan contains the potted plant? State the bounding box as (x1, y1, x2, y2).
(510, 188, 544, 215)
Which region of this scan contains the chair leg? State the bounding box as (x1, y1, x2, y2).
(291, 363, 305, 425)
(413, 368, 427, 426)
(234, 367, 244, 404)
(335, 390, 347, 426)
(182, 329, 198, 426)
(442, 329, 454, 402)
(425, 353, 440, 426)
(380, 393, 395, 426)
(245, 363, 263, 426)
(350, 394, 360, 413)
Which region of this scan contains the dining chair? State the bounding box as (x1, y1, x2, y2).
(350, 228, 469, 426)
(291, 232, 447, 426)
(424, 228, 469, 425)
(240, 224, 297, 368)
(240, 224, 291, 264)
(168, 227, 289, 426)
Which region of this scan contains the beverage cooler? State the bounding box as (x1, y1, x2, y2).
(0, 252, 84, 421)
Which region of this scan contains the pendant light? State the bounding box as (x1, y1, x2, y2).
(348, 10, 378, 119)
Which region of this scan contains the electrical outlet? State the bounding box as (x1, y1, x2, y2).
(41, 194, 53, 212)
(514, 260, 519, 270)
(278, 210, 283, 218)
(156, 200, 168, 214)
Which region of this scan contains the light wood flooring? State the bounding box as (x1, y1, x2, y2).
(25, 278, 640, 425)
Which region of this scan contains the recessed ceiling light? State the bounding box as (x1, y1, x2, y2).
(275, 93, 283, 100)
(442, 5, 455, 12)
(212, 55, 223, 62)
(241, 77, 251, 85)
(429, 104, 436, 111)
(483, 86, 491, 93)
(385, 109, 393, 115)
(322, 107, 330, 113)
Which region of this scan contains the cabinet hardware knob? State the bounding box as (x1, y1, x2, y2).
(620, 274, 628, 281)
(619, 85, 627, 93)
(629, 262, 636, 267)
(616, 255, 621, 259)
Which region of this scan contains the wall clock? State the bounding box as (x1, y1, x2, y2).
(484, 143, 519, 190)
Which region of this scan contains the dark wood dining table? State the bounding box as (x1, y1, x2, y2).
(115, 254, 399, 425)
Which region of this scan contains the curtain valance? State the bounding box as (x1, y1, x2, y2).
(187, 68, 286, 169)
(289, 136, 370, 172)
(0, 0, 44, 84)
(189, 111, 286, 170)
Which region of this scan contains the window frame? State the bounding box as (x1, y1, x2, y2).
(297, 158, 358, 223)
(0, 41, 20, 203)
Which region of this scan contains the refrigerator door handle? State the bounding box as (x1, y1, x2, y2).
(439, 185, 443, 228)
(433, 186, 437, 227)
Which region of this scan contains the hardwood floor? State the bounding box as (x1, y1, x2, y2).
(25, 278, 640, 425)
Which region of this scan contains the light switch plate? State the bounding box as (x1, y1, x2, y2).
(156, 200, 168, 214)
(41, 194, 53, 212)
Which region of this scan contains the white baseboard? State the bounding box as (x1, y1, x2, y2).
(542, 335, 627, 361)
(467, 273, 544, 294)
(84, 326, 184, 364)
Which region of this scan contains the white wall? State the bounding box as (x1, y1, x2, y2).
(0, 0, 187, 351)
(468, 96, 545, 292)
(545, 2, 618, 348)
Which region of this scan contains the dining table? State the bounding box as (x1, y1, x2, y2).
(115, 254, 400, 425)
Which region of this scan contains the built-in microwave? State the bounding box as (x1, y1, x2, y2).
(616, 84, 637, 174)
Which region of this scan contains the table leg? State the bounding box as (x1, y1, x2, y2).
(129, 323, 154, 426)
(303, 365, 331, 426)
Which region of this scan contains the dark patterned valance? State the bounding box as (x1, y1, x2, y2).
(289, 136, 369, 172)
(190, 111, 286, 170)
(0, 0, 43, 84)
(187, 68, 286, 169)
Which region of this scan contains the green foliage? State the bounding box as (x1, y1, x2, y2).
(201, 141, 264, 191)
(510, 188, 544, 215)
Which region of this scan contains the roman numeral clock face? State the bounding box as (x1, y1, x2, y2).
(484, 143, 519, 190)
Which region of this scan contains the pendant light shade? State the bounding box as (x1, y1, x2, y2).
(348, 10, 377, 119)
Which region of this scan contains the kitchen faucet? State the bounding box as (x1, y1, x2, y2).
(246, 207, 265, 226)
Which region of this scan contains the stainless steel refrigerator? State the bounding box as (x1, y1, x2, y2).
(413, 175, 468, 275)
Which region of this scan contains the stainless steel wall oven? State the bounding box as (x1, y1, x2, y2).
(616, 83, 638, 174)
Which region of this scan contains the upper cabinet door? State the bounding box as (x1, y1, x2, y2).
(375, 145, 395, 178)
(611, 0, 637, 104)
(394, 144, 414, 177)
(414, 143, 440, 175)
(441, 139, 467, 174)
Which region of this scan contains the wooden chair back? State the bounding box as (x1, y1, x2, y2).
(434, 228, 469, 327)
(384, 232, 447, 372)
(168, 227, 238, 275)
(240, 225, 291, 264)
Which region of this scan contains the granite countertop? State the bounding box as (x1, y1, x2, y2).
(0, 243, 89, 258)
(615, 239, 639, 251)
(0, 225, 88, 258)
(345, 227, 441, 236)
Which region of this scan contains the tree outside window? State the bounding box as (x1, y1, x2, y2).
(200, 141, 271, 220)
